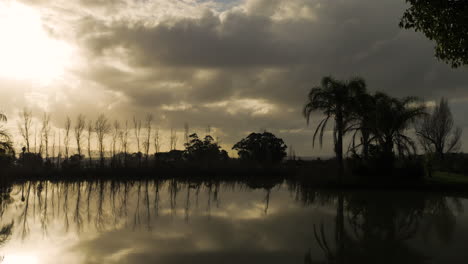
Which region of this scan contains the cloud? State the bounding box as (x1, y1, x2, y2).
(1, 0, 468, 156)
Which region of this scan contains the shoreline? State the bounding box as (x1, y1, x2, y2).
(1, 166, 468, 197)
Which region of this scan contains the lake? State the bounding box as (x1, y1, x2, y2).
(0, 180, 466, 264)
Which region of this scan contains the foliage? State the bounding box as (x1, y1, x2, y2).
(184, 133, 228, 162)
(62, 154, 84, 169)
(303, 76, 366, 147)
(0, 113, 14, 167)
(154, 150, 184, 163)
(0, 151, 14, 168)
(303, 76, 366, 176)
(304, 76, 426, 174)
(400, 0, 468, 68)
(369, 93, 425, 158)
(18, 152, 43, 169)
(348, 91, 426, 172)
(232, 131, 287, 164)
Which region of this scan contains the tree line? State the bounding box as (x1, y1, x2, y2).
(0, 75, 463, 178)
(0, 110, 288, 169)
(304, 76, 463, 179)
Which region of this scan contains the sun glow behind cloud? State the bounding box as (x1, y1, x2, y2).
(3, 254, 39, 264)
(0, 1, 74, 85)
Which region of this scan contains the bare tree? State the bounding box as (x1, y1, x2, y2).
(58, 130, 62, 166)
(111, 120, 121, 160)
(18, 108, 32, 152)
(34, 124, 38, 153)
(38, 126, 43, 155)
(74, 114, 86, 158)
(87, 120, 93, 167)
(41, 113, 51, 159)
(120, 120, 129, 166)
(133, 116, 143, 166)
(184, 122, 189, 145)
(133, 116, 142, 153)
(143, 114, 153, 163)
(153, 128, 161, 154)
(417, 98, 462, 158)
(52, 130, 56, 166)
(170, 128, 178, 150)
(95, 114, 111, 167)
(64, 116, 71, 159)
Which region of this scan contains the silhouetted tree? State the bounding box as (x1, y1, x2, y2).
(153, 128, 161, 154)
(41, 113, 51, 159)
(18, 108, 32, 152)
(133, 116, 142, 153)
(400, 0, 468, 67)
(119, 120, 129, 166)
(370, 93, 425, 163)
(86, 120, 93, 167)
(52, 130, 57, 166)
(143, 114, 153, 164)
(0, 113, 14, 167)
(170, 128, 178, 150)
(417, 98, 462, 159)
(57, 129, 62, 165)
(303, 76, 366, 178)
(64, 116, 71, 159)
(184, 123, 190, 145)
(0, 113, 12, 153)
(95, 114, 111, 167)
(184, 133, 228, 162)
(232, 131, 287, 164)
(74, 114, 86, 159)
(33, 124, 38, 153)
(345, 91, 426, 175)
(62, 154, 83, 169)
(133, 116, 142, 166)
(18, 152, 42, 169)
(348, 87, 374, 160)
(111, 120, 121, 160)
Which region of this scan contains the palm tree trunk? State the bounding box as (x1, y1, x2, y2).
(383, 137, 395, 172)
(362, 130, 370, 160)
(336, 112, 344, 181)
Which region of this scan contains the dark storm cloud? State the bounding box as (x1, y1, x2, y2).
(82, 1, 403, 64)
(82, 13, 289, 68)
(77, 0, 468, 104)
(81, 0, 402, 69)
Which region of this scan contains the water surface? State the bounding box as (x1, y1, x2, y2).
(0, 180, 466, 264)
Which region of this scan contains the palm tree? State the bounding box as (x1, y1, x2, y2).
(303, 76, 366, 178)
(369, 93, 425, 166)
(348, 90, 375, 159)
(0, 113, 13, 154)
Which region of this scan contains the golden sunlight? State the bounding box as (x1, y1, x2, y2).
(0, 1, 73, 85)
(3, 254, 39, 264)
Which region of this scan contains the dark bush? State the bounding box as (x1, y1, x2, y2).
(232, 131, 287, 164)
(18, 152, 43, 169)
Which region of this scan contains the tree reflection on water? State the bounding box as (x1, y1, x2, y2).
(0, 180, 463, 263)
(293, 185, 462, 264)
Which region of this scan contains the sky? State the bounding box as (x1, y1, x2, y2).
(0, 0, 467, 157)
